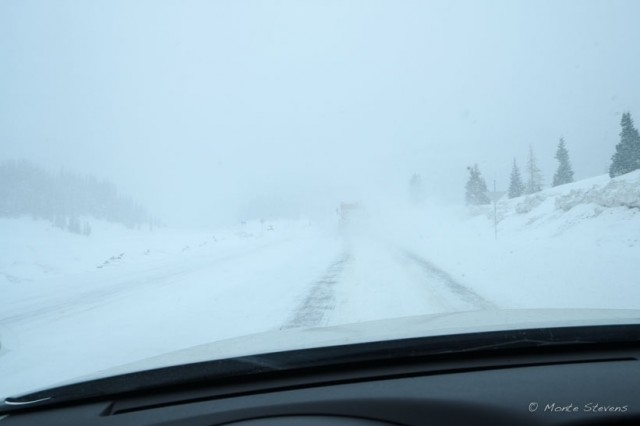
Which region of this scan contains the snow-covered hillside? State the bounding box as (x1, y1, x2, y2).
(386, 170, 640, 310)
(0, 217, 342, 399)
(0, 217, 309, 286)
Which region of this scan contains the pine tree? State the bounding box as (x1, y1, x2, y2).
(508, 159, 524, 198)
(525, 146, 543, 194)
(553, 137, 574, 186)
(465, 164, 490, 205)
(609, 112, 640, 177)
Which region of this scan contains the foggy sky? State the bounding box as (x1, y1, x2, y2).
(1, 0, 639, 226)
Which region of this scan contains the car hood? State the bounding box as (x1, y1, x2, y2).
(81, 308, 640, 382)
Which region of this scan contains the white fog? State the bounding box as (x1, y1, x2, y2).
(2, 0, 639, 225)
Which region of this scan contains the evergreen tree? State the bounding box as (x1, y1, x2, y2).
(508, 159, 524, 198)
(465, 164, 490, 205)
(553, 137, 574, 186)
(525, 146, 543, 194)
(609, 112, 640, 177)
(0, 160, 152, 229)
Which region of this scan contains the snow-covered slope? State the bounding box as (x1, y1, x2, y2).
(494, 170, 640, 237)
(0, 217, 341, 399)
(0, 218, 308, 285)
(391, 170, 640, 310)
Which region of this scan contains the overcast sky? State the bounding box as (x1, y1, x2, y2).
(1, 0, 639, 226)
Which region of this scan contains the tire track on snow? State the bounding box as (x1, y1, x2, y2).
(282, 253, 351, 329)
(401, 249, 497, 310)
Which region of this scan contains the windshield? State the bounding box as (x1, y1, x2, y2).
(1, 0, 640, 401)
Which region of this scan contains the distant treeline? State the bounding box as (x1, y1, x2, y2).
(0, 160, 153, 232)
(463, 111, 640, 206)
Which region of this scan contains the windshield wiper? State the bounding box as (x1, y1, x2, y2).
(3, 323, 640, 414)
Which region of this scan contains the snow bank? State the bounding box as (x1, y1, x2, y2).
(555, 174, 640, 211)
(374, 171, 640, 311)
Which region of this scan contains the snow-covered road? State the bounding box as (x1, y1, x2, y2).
(283, 252, 352, 329)
(0, 230, 494, 399)
(284, 237, 496, 330)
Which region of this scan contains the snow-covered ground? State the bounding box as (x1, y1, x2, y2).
(0, 218, 342, 398)
(377, 170, 640, 310)
(1, 171, 639, 400)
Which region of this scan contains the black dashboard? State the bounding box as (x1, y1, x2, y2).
(2, 327, 639, 425)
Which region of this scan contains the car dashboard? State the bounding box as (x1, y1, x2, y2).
(2, 327, 639, 425)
